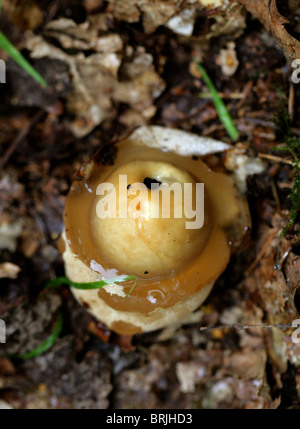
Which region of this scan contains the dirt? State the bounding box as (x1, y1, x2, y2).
(0, 0, 299, 409)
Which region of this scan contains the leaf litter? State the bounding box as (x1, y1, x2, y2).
(0, 0, 300, 409)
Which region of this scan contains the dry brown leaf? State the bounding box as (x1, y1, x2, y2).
(3, 0, 43, 31)
(239, 0, 300, 64)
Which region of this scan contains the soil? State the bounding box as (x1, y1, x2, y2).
(0, 0, 299, 409)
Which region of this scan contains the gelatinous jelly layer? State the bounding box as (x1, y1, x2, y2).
(64, 136, 244, 314)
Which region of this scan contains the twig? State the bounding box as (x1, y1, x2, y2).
(0, 110, 44, 170)
(237, 81, 253, 110)
(271, 178, 281, 211)
(245, 228, 278, 275)
(288, 83, 295, 122)
(258, 152, 300, 168)
(199, 323, 293, 332)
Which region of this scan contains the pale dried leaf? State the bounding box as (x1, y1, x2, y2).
(0, 262, 21, 279)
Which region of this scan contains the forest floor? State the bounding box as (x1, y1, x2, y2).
(0, 0, 300, 409)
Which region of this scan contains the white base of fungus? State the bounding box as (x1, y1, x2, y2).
(61, 232, 214, 334)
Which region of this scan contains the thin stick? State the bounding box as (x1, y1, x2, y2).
(258, 152, 300, 168)
(245, 228, 278, 275)
(198, 92, 244, 99)
(0, 110, 44, 170)
(288, 83, 295, 122)
(199, 323, 293, 332)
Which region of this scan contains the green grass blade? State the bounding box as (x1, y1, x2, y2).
(194, 61, 238, 141)
(0, 31, 48, 87)
(123, 276, 138, 299)
(47, 275, 138, 293)
(10, 312, 63, 360)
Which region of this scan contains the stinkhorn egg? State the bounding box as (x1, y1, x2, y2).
(61, 126, 249, 335)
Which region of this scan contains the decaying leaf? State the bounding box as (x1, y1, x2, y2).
(16, 2, 248, 137)
(44, 19, 124, 53)
(0, 263, 21, 280)
(25, 19, 165, 137)
(0, 220, 23, 253)
(239, 0, 300, 64)
(108, 0, 246, 37)
(2, 0, 43, 31)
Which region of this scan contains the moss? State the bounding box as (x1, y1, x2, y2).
(274, 111, 300, 235)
